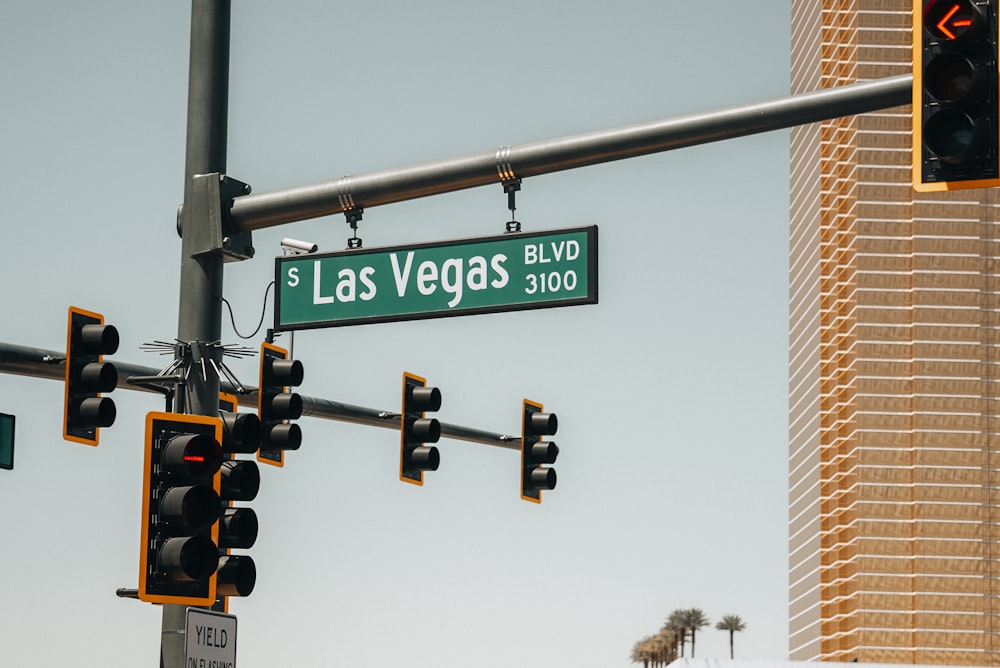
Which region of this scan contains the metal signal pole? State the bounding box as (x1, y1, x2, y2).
(225, 75, 912, 232)
(162, 2, 231, 666)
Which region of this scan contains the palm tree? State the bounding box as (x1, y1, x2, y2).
(715, 614, 747, 659)
(648, 634, 667, 667)
(665, 609, 688, 657)
(680, 608, 710, 657)
(631, 635, 656, 668)
(655, 628, 679, 666)
(633, 627, 680, 668)
(630, 638, 649, 668)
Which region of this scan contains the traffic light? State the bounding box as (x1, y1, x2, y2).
(521, 399, 558, 503)
(913, 0, 1000, 190)
(215, 393, 260, 610)
(220, 403, 263, 456)
(216, 457, 259, 600)
(257, 341, 304, 468)
(63, 306, 119, 445)
(400, 372, 441, 485)
(138, 412, 224, 606)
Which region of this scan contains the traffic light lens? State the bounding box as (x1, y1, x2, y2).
(924, 53, 977, 102)
(160, 485, 222, 529)
(159, 535, 220, 581)
(925, 0, 979, 41)
(925, 108, 979, 161)
(163, 434, 224, 477)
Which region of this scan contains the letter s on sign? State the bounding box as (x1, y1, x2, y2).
(286, 267, 299, 288)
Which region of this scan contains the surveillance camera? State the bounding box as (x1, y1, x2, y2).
(280, 238, 318, 255)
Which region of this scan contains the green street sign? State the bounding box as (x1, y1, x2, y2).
(274, 226, 597, 330)
(0, 413, 14, 470)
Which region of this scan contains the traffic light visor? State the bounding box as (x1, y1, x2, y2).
(80, 323, 119, 356)
(267, 357, 304, 387)
(408, 385, 442, 412)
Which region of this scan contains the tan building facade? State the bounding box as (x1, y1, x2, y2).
(789, 0, 1000, 664)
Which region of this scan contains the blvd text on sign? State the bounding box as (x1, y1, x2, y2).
(274, 226, 598, 330)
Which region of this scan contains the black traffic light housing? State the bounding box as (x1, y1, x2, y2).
(521, 399, 558, 503)
(139, 412, 224, 606)
(257, 341, 304, 468)
(400, 372, 441, 485)
(63, 306, 119, 445)
(914, 0, 1000, 190)
(213, 393, 261, 612)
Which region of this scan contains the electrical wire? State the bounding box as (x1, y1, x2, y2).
(221, 281, 274, 340)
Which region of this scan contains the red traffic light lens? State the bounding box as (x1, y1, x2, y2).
(925, 0, 980, 41)
(162, 433, 223, 477)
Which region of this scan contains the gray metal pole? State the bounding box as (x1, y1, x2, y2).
(177, 0, 230, 413)
(163, 2, 231, 667)
(0, 340, 517, 448)
(227, 74, 913, 232)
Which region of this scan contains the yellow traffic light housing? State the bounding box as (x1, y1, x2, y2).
(257, 341, 304, 468)
(138, 412, 224, 606)
(400, 372, 441, 485)
(520, 399, 558, 503)
(63, 306, 118, 445)
(913, 0, 1000, 190)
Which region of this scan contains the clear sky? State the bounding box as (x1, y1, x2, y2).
(0, 2, 792, 666)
